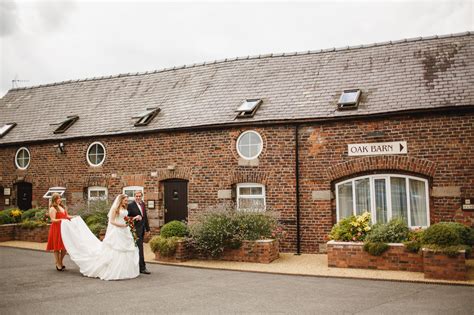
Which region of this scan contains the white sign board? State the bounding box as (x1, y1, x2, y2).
(348, 141, 407, 156)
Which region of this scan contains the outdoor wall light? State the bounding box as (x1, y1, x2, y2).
(55, 142, 65, 154)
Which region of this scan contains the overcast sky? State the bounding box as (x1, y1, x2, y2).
(0, 0, 472, 97)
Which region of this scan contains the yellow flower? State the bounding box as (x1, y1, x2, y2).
(11, 209, 22, 217)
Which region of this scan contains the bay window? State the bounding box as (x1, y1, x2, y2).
(336, 174, 429, 227)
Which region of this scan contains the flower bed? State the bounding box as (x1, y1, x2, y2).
(0, 223, 50, 242)
(154, 239, 190, 262)
(327, 240, 423, 272)
(154, 239, 279, 264)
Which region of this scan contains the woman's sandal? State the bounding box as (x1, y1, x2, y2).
(61, 265, 66, 270)
(56, 266, 63, 271)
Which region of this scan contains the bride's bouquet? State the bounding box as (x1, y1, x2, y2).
(124, 216, 139, 247)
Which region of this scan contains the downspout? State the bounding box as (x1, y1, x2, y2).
(295, 124, 301, 255)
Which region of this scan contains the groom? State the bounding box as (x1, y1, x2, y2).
(127, 191, 151, 274)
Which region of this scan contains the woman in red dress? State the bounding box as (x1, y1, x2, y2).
(46, 193, 73, 271)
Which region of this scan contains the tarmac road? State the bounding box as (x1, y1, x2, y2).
(0, 247, 473, 314)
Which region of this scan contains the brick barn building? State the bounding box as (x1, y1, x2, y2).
(0, 32, 472, 253)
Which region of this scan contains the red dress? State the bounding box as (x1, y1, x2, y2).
(46, 207, 69, 251)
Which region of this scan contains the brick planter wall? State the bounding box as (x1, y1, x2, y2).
(154, 239, 279, 264)
(327, 241, 423, 272)
(219, 240, 279, 264)
(0, 224, 50, 242)
(422, 249, 467, 281)
(154, 239, 190, 262)
(0, 224, 16, 242)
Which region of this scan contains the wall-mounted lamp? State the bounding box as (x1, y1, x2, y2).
(55, 142, 65, 154)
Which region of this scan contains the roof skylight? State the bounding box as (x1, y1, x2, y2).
(0, 123, 16, 138)
(235, 99, 262, 118)
(133, 107, 160, 126)
(337, 89, 361, 110)
(52, 116, 79, 134)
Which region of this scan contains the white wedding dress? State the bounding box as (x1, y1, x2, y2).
(61, 209, 139, 281)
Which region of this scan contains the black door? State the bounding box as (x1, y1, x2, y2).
(17, 182, 32, 210)
(164, 180, 188, 223)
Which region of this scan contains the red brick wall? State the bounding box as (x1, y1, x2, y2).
(0, 224, 49, 242)
(327, 241, 424, 272)
(1, 110, 473, 253)
(422, 249, 467, 281)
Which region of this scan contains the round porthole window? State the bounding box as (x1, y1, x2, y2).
(15, 147, 31, 170)
(86, 142, 106, 167)
(236, 131, 263, 160)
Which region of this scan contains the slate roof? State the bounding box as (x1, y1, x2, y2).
(0, 32, 473, 145)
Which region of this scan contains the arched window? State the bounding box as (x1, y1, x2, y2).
(335, 174, 429, 228)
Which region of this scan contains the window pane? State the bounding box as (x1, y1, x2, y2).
(391, 177, 408, 222)
(374, 179, 387, 224)
(239, 187, 252, 195)
(410, 179, 427, 226)
(239, 198, 264, 210)
(337, 182, 353, 219)
(250, 187, 263, 195)
(355, 178, 370, 215)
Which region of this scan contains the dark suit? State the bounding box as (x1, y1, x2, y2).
(127, 201, 150, 272)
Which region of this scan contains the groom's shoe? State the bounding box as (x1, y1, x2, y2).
(140, 269, 151, 274)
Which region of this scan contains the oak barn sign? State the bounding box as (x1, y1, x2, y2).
(348, 141, 407, 156)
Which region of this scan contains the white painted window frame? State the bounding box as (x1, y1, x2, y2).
(15, 147, 31, 170)
(123, 186, 144, 201)
(86, 141, 106, 167)
(87, 186, 108, 202)
(236, 183, 266, 211)
(335, 174, 430, 228)
(236, 130, 263, 160)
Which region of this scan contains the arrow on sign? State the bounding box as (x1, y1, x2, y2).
(400, 143, 404, 152)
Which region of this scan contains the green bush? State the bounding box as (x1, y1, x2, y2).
(363, 242, 389, 256)
(78, 201, 109, 237)
(403, 228, 425, 253)
(329, 212, 371, 242)
(20, 220, 47, 229)
(0, 211, 15, 225)
(189, 207, 281, 257)
(160, 221, 188, 238)
(365, 218, 409, 243)
(34, 209, 51, 224)
(149, 235, 181, 256)
(422, 222, 466, 246)
(424, 244, 472, 258)
(21, 208, 41, 221)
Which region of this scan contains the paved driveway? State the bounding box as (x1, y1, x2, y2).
(0, 247, 473, 314)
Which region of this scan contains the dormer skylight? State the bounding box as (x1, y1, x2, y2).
(51, 115, 79, 134)
(235, 99, 262, 118)
(0, 123, 16, 138)
(337, 89, 361, 110)
(133, 107, 160, 126)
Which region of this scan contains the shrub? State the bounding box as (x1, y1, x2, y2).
(403, 228, 425, 253)
(20, 220, 47, 229)
(189, 209, 239, 257)
(34, 208, 51, 224)
(363, 242, 389, 256)
(365, 218, 409, 243)
(160, 221, 188, 238)
(0, 211, 15, 225)
(78, 201, 109, 237)
(423, 244, 472, 258)
(21, 208, 41, 221)
(329, 212, 371, 242)
(149, 236, 181, 256)
(422, 222, 466, 246)
(189, 207, 281, 257)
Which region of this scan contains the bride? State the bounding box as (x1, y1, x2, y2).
(61, 194, 140, 280)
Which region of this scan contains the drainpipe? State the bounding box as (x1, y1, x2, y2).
(295, 124, 301, 255)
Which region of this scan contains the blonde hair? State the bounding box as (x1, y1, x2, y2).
(51, 193, 62, 211)
(113, 194, 128, 217)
